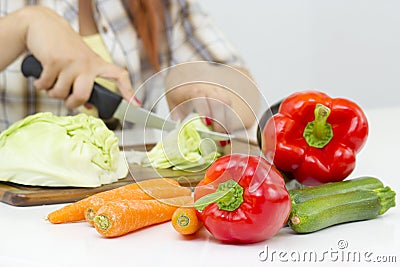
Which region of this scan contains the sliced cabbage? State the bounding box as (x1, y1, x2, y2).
(126, 114, 222, 172)
(0, 112, 128, 187)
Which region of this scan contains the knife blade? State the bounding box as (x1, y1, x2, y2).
(21, 55, 233, 141)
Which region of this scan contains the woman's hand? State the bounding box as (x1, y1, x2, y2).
(165, 62, 260, 133)
(166, 83, 238, 133)
(0, 6, 136, 108)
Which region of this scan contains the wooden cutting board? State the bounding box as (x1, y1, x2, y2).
(0, 138, 261, 206)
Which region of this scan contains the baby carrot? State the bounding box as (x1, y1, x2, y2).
(93, 196, 193, 237)
(171, 207, 203, 235)
(84, 181, 192, 225)
(47, 178, 189, 224)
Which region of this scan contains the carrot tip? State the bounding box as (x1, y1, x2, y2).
(94, 215, 111, 231)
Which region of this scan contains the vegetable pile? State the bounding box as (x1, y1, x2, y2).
(0, 112, 127, 187)
(44, 90, 396, 245)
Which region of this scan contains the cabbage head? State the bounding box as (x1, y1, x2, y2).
(0, 112, 128, 187)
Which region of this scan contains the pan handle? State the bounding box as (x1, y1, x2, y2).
(256, 100, 282, 148)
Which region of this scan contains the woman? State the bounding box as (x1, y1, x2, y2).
(0, 0, 259, 134)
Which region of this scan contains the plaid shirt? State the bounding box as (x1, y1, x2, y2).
(0, 0, 243, 132)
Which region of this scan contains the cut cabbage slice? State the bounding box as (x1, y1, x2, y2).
(126, 114, 222, 172)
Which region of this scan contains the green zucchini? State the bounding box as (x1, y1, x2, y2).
(289, 176, 384, 204)
(288, 186, 396, 233)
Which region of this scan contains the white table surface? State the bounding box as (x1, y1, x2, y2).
(1, 106, 399, 267)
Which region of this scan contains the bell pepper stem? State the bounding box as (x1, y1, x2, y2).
(194, 179, 244, 212)
(303, 104, 333, 148)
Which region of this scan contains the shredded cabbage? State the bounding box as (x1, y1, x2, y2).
(0, 112, 128, 187)
(126, 114, 222, 172)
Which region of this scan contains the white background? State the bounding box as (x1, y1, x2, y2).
(200, 0, 400, 111)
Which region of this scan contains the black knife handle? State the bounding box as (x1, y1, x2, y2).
(21, 55, 43, 79)
(21, 55, 122, 119)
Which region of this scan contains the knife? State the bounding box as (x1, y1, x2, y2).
(21, 55, 233, 141)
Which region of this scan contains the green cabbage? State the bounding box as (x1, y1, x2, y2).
(126, 114, 222, 172)
(0, 112, 128, 187)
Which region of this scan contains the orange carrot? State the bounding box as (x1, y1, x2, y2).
(93, 196, 193, 237)
(47, 178, 189, 224)
(84, 180, 192, 225)
(171, 207, 203, 235)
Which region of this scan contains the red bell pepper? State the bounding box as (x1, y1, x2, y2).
(193, 154, 291, 244)
(262, 90, 368, 186)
